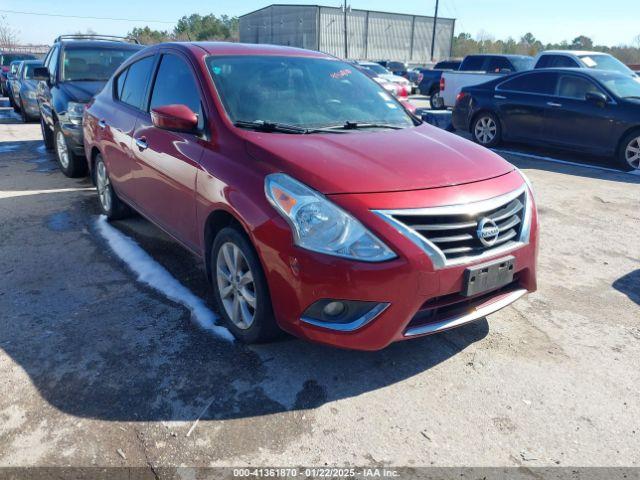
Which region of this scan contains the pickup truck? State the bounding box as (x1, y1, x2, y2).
(416, 60, 462, 109)
(533, 50, 637, 77)
(440, 54, 533, 108)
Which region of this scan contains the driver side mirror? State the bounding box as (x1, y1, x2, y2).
(585, 91, 608, 107)
(32, 67, 50, 82)
(151, 104, 199, 133)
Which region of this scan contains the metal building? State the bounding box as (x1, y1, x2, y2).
(239, 4, 455, 63)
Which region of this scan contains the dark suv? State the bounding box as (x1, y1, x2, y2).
(33, 35, 143, 177)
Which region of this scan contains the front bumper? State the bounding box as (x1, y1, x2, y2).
(254, 170, 538, 351)
(60, 121, 85, 156)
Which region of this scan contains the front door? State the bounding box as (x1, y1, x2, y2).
(544, 73, 615, 153)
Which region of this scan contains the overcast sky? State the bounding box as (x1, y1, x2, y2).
(2, 0, 638, 47)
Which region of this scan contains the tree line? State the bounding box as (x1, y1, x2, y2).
(452, 32, 640, 64)
(128, 14, 239, 44)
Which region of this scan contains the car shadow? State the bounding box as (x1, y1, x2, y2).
(613, 269, 640, 306)
(0, 199, 489, 423)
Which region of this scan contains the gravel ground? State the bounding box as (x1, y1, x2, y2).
(0, 98, 639, 471)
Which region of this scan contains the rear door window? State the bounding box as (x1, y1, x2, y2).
(498, 72, 558, 95)
(149, 53, 203, 129)
(461, 56, 487, 71)
(119, 55, 155, 110)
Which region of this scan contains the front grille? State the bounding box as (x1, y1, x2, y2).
(375, 187, 529, 268)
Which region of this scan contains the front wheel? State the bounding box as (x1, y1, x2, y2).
(618, 130, 640, 172)
(54, 123, 86, 177)
(211, 227, 281, 344)
(472, 112, 502, 148)
(19, 99, 29, 123)
(95, 154, 131, 220)
(41, 117, 54, 150)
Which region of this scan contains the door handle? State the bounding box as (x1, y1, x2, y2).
(98, 119, 107, 129)
(135, 137, 148, 151)
(547, 102, 563, 108)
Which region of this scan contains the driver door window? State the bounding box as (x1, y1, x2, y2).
(557, 75, 603, 100)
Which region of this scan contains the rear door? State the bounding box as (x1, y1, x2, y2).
(101, 54, 156, 201)
(494, 72, 558, 141)
(130, 51, 206, 250)
(544, 73, 615, 153)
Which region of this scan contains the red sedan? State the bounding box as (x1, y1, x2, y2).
(83, 42, 538, 350)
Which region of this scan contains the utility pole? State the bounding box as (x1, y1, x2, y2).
(430, 0, 439, 62)
(343, 0, 348, 59)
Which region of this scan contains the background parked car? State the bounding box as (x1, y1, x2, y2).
(1, 52, 37, 96)
(417, 59, 462, 109)
(452, 68, 640, 171)
(440, 54, 533, 108)
(12, 60, 44, 123)
(534, 50, 637, 76)
(351, 62, 401, 97)
(357, 61, 413, 97)
(5, 60, 22, 109)
(34, 34, 143, 177)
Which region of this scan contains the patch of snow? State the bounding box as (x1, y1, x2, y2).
(95, 215, 234, 342)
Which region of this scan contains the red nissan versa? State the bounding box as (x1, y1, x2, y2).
(83, 42, 539, 351)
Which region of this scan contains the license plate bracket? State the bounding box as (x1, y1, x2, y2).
(462, 256, 515, 297)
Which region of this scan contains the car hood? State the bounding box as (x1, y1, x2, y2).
(244, 123, 515, 194)
(59, 81, 106, 102)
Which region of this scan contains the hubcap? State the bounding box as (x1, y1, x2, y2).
(55, 130, 70, 169)
(216, 242, 256, 330)
(475, 117, 497, 145)
(625, 136, 640, 170)
(96, 161, 112, 212)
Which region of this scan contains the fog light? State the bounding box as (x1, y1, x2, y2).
(301, 299, 390, 332)
(323, 301, 346, 317)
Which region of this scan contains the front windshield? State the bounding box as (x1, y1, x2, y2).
(61, 47, 138, 82)
(511, 57, 534, 71)
(207, 56, 415, 129)
(600, 75, 640, 98)
(578, 54, 633, 75)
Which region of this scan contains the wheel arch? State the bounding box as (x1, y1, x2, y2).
(203, 209, 248, 282)
(470, 108, 502, 134)
(616, 125, 640, 155)
(88, 147, 102, 185)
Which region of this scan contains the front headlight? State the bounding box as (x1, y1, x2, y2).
(265, 173, 396, 262)
(25, 90, 37, 100)
(67, 101, 86, 125)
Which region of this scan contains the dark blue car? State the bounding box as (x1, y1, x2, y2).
(452, 68, 640, 171)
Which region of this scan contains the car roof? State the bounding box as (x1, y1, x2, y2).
(465, 54, 532, 58)
(21, 59, 42, 65)
(517, 67, 628, 80)
(58, 39, 143, 50)
(179, 42, 332, 59)
(539, 50, 602, 57)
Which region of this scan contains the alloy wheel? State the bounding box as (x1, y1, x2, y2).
(96, 160, 112, 212)
(216, 242, 257, 330)
(625, 136, 640, 170)
(475, 117, 497, 145)
(55, 130, 70, 169)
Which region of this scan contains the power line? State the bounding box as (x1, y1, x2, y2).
(0, 9, 175, 24)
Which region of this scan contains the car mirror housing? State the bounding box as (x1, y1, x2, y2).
(585, 91, 608, 106)
(151, 104, 199, 133)
(32, 67, 50, 82)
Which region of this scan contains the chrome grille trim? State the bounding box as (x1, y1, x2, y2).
(374, 186, 531, 269)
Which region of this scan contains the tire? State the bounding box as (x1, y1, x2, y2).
(19, 98, 29, 123)
(41, 116, 54, 150)
(617, 130, 640, 172)
(94, 154, 131, 220)
(211, 226, 281, 344)
(471, 112, 502, 148)
(430, 90, 445, 110)
(10, 93, 18, 112)
(54, 123, 87, 177)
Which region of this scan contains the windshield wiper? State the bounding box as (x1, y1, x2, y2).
(320, 121, 406, 131)
(623, 96, 640, 100)
(234, 120, 350, 134)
